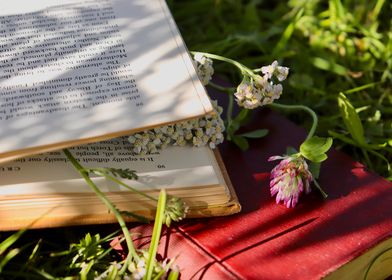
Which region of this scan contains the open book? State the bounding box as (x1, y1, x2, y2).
(0, 0, 241, 229)
(0, 0, 212, 163)
(0, 138, 240, 230)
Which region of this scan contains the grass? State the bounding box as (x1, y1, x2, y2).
(168, 0, 392, 180)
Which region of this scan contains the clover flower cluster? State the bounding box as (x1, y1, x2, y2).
(193, 53, 214, 85)
(234, 60, 289, 109)
(268, 155, 313, 208)
(164, 195, 189, 227)
(96, 250, 176, 280)
(128, 100, 225, 154)
(126, 250, 170, 280)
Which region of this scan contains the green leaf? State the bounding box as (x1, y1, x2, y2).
(301, 136, 333, 154)
(234, 109, 250, 123)
(328, 130, 357, 146)
(0, 248, 20, 273)
(309, 162, 321, 179)
(311, 57, 348, 76)
(300, 136, 333, 163)
(80, 260, 94, 280)
(239, 129, 268, 139)
(338, 93, 366, 145)
(231, 109, 252, 127)
(273, 8, 304, 56)
(304, 153, 328, 163)
(232, 135, 249, 151)
(0, 229, 25, 255)
(106, 264, 119, 280)
(226, 120, 240, 139)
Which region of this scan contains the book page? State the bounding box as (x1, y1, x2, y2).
(0, 0, 212, 162)
(0, 138, 222, 195)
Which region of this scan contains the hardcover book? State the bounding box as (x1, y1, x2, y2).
(0, 138, 241, 230)
(126, 108, 392, 280)
(0, 0, 213, 163)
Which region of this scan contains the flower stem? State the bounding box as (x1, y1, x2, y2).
(227, 93, 234, 124)
(208, 81, 235, 94)
(88, 168, 157, 201)
(313, 179, 328, 199)
(63, 149, 139, 274)
(269, 103, 318, 140)
(191, 51, 255, 78)
(361, 149, 374, 171)
(144, 189, 166, 280)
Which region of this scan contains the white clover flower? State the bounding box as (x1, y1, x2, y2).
(128, 100, 225, 154)
(153, 138, 162, 146)
(261, 60, 289, 82)
(235, 61, 289, 109)
(128, 135, 136, 144)
(126, 250, 171, 280)
(275, 66, 289, 81)
(234, 81, 261, 109)
(192, 136, 203, 147)
(193, 53, 214, 85)
(131, 259, 146, 280)
(147, 142, 157, 153)
(261, 60, 279, 79)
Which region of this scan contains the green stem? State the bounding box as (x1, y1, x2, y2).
(361, 149, 374, 171)
(143, 190, 166, 280)
(191, 51, 256, 78)
(343, 81, 381, 95)
(63, 149, 139, 274)
(371, 0, 386, 23)
(367, 149, 391, 175)
(167, 270, 180, 280)
(153, 257, 178, 280)
(88, 169, 157, 201)
(269, 103, 318, 140)
(227, 93, 234, 124)
(313, 180, 328, 199)
(208, 81, 235, 94)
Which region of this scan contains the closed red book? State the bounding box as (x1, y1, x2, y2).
(9, 96, 392, 279)
(130, 108, 392, 279)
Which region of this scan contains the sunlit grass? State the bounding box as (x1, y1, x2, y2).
(169, 0, 392, 179)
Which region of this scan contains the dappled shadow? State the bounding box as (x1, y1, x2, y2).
(162, 97, 392, 279)
(0, 0, 206, 163)
(0, 0, 211, 229)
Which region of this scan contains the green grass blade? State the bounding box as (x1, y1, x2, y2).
(143, 189, 166, 280)
(311, 57, 348, 76)
(273, 8, 304, 56)
(0, 248, 20, 273)
(338, 93, 366, 145)
(0, 229, 26, 255)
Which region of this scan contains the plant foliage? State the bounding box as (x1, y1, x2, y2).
(168, 0, 392, 179)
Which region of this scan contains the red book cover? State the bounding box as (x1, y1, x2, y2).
(130, 108, 392, 279)
(8, 94, 392, 279)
